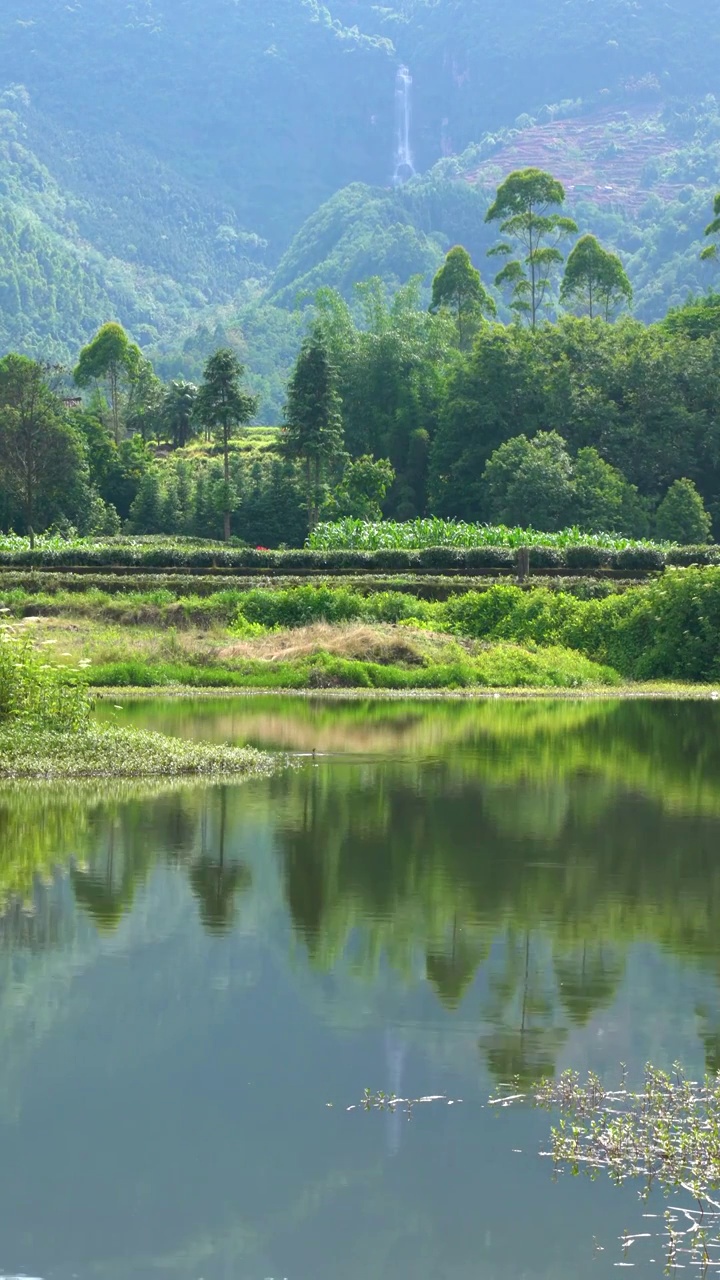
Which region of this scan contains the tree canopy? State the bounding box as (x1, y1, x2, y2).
(486, 169, 578, 327)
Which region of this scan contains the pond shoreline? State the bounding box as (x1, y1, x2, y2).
(93, 683, 720, 702)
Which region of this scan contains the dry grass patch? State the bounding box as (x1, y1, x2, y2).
(219, 622, 460, 666)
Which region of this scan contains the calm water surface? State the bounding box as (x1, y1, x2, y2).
(2, 696, 720, 1280)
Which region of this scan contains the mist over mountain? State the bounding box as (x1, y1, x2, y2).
(2, 0, 720, 403)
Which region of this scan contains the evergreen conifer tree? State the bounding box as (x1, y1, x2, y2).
(282, 332, 344, 531)
(655, 478, 712, 544)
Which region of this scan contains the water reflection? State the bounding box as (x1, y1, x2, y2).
(0, 698, 719, 1277)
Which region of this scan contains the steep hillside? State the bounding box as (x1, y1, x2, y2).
(2, 0, 720, 252)
(268, 96, 720, 320)
(3, 0, 720, 389)
(0, 88, 268, 356)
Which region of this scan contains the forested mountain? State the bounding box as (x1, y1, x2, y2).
(3, 0, 720, 391)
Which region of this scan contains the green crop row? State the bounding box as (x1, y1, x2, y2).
(0, 540, 715, 572)
(307, 518, 674, 553)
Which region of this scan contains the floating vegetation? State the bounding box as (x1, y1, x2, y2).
(347, 1088, 462, 1118)
(493, 1064, 720, 1274)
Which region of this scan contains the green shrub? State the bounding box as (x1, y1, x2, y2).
(564, 544, 613, 569)
(611, 546, 665, 571)
(0, 620, 89, 728)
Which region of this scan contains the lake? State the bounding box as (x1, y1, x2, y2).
(1, 695, 720, 1280)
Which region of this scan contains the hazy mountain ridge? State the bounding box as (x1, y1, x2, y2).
(3, 0, 720, 394)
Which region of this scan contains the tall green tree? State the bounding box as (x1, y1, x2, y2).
(124, 355, 164, 441)
(282, 332, 345, 532)
(161, 380, 198, 449)
(560, 234, 632, 320)
(486, 168, 577, 327)
(429, 245, 496, 348)
(325, 455, 395, 520)
(73, 322, 142, 444)
(480, 430, 574, 530)
(315, 279, 454, 517)
(654, 477, 712, 543)
(0, 354, 88, 544)
(195, 349, 258, 541)
(572, 447, 647, 536)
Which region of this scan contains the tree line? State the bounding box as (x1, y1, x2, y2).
(3, 168, 720, 545)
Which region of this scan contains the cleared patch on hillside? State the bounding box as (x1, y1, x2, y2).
(465, 105, 693, 213)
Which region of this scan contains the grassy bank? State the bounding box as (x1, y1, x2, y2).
(8, 566, 720, 687)
(0, 616, 280, 780)
(6, 565, 720, 695)
(29, 616, 620, 691)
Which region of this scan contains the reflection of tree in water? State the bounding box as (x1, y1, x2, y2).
(425, 916, 491, 1009)
(695, 998, 720, 1075)
(554, 942, 625, 1028)
(189, 787, 252, 934)
(477, 930, 567, 1087)
(275, 751, 720, 1081)
(69, 787, 252, 936)
(72, 818, 155, 932)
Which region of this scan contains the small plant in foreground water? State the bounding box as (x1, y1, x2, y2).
(491, 1064, 720, 1274)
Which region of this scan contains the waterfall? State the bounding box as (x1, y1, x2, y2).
(393, 65, 415, 185)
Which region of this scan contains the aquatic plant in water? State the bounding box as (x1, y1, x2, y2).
(492, 1064, 720, 1273)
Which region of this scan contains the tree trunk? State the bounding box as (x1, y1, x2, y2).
(109, 367, 120, 445)
(306, 456, 316, 533)
(516, 546, 530, 582)
(223, 420, 231, 542)
(26, 473, 35, 550)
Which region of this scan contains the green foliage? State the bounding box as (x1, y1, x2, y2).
(161, 381, 198, 449)
(325, 455, 395, 521)
(308, 518, 662, 552)
(486, 169, 577, 325)
(701, 190, 720, 262)
(428, 315, 720, 523)
(0, 619, 89, 730)
(560, 234, 632, 320)
(270, 185, 444, 307)
(429, 246, 496, 348)
(480, 431, 574, 532)
(0, 354, 97, 537)
(313, 277, 454, 517)
(444, 568, 720, 681)
(655, 477, 712, 543)
(87, 643, 618, 692)
(480, 433, 645, 535)
(283, 332, 345, 530)
(74, 322, 142, 443)
(573, 447, 648, 537)
(0, 722, 275, 779)
(195, 349, 258, 540)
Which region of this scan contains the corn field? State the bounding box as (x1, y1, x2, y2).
(307, 519, 668, 552)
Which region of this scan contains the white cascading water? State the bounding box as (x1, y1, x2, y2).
(393, 64, 415, 184)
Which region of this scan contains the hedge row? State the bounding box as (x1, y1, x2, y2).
(0, 543, 717, 572)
